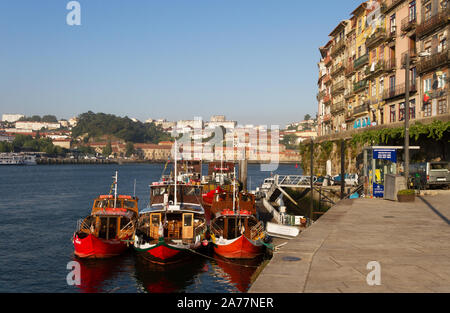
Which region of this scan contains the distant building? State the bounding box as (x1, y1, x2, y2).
(15, 121, 61, 131)
(2, 114, 24, 123)
(52, 138, 71, 149)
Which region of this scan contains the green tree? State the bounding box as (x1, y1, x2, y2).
(304, 114, 311, 121)
(102, 141, 112, 156)
(125, 142, 135, 157)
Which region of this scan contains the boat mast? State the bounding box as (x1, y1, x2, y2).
(114, 171, 118, 208)
(174, 140, 178, 206)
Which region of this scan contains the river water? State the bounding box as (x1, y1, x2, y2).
(0, 163, 302, 293)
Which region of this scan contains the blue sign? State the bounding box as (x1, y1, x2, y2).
(373, 183, 384, 198)
(373, 149, 397, 162)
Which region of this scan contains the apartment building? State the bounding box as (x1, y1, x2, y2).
(317, 0, 449, 136)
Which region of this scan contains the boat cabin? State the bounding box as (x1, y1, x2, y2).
(150, 184, 202, 206)
(210, 210, 264, 241)
(77, 195, 139, 241)
(210, 191, 256, 217)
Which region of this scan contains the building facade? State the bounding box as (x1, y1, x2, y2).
(317, 0, 449, 136)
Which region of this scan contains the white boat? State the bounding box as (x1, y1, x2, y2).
(266, 222, 300, 239)
(0, 153, 37, 165)
(0, 153, 25, 165)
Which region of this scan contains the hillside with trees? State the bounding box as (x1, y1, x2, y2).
(71, 111, 173, 143)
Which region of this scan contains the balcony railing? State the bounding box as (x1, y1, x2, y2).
(383, 0, 404, 14)
(331, 81, 345, 95)
(401, 49, 418, 66)
(345, 62, 355, 77)
(323, 74, 331, 85)
(365, 60, 385, 77)
(331, 40, 346, 56)
(366, 29, 386, 49)
(382, 82, 417, 100)
(323, 114, 331, 123)
(330, 62, 345, 76)
(417, 49, 450, 74)
(417, 8, 450, 39)
(324, 55, 332, 66)
(331, 101, 346, 113)
(384, 58, 396, 72)
(385, 25, 397, 42)
(353, 103, 370, 116)
(401, 15, 417, 32)
(323, 93, 332, 104)
(353, 79, 368, 93)
(354, 54, 369, 70)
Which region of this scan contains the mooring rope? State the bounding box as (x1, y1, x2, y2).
(187, 248, 262, 268)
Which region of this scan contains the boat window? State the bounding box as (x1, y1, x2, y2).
(98, 217, 108, 239)
(95, 200, 108, 208)
(151, 214, 160, 226)
(108, 217, 118, 239)
(183, 214, 192, 227)
(123, 200, 136, 209)
(152, 187, 167, 196)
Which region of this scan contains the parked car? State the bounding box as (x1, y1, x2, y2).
(410, 161, 450, 189)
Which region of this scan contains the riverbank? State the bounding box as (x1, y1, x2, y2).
(250, 191, 450, 292)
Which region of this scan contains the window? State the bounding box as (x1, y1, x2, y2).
(390, 105, 396, 122)
(400, 100, 416, 121)
(409, 1, 417, 21)
(423, 102, 432, 117)
(399, 102, 405, 121)
(424, 78, 432, 92)
(438, 72, 447, 89)
(390, 14, 396, 34)
(424, 3, 432, 21)
(438, 35, 447, 53)
(438, 99, 447, 114)
(379, 45, 384, 61)
(380, 108, 384, 125)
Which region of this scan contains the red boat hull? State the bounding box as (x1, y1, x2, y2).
(135, 241, 191, 265)
(73, 233, 129, 258)
(214, 235, 263, 259)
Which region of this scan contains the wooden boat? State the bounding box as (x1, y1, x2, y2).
(133, 141, 208, 265)
(209, 178, 266, 259)
(73, 172, 139, 258)
(201, 161, 236, 220)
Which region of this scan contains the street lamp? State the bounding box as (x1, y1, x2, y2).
(404, 50, 431, 187)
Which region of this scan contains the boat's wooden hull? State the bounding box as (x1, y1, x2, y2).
(73, 233, 129, 258)
(213, 235, 264, 259)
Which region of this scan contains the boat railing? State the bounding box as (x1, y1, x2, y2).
(76, 218, 92, 233)
(250, 221, 264, 240)
(119, 220, 135, 237)
(210, 221, 223, 238)
(194, 222, 207, 238)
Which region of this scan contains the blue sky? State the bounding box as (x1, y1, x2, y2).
(0, 0, 362, 127)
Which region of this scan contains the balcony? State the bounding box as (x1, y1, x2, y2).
(345, 62, 355, 77)
(345, 110, 355, 122)
(324, 55, 332, 66)
(383, 0, 404, 14)
(382, 82, 417, 101)
(331, 100, 346, 113)
(365, 60, 385, 78)
(417, 49, 450, 74)
(353, 79, 368, 93)
(417, 8, 450, 39)
(331, 40, 346, 56)
(323, 74, 331, 85)
(330, 62, 345, 76)
(323, 93, 332, 104)
(401, 49, 418, 67)
(366, 29, 386, 49)
(323, 114, 331, 123)
(401, 15, 417, 33)
(354, 54, 369, 70)
(331, 81, 345, 95)
(384, 58, 396, 72)
(353, 102, 370, 116)
(344, 88, 354, 99)
(317, 89, 326, 100)
(385, 26, 397, 43)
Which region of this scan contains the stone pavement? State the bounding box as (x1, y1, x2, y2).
(249, 191, 450, 293)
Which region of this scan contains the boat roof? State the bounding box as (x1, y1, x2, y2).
(140, 203, 204, 215)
